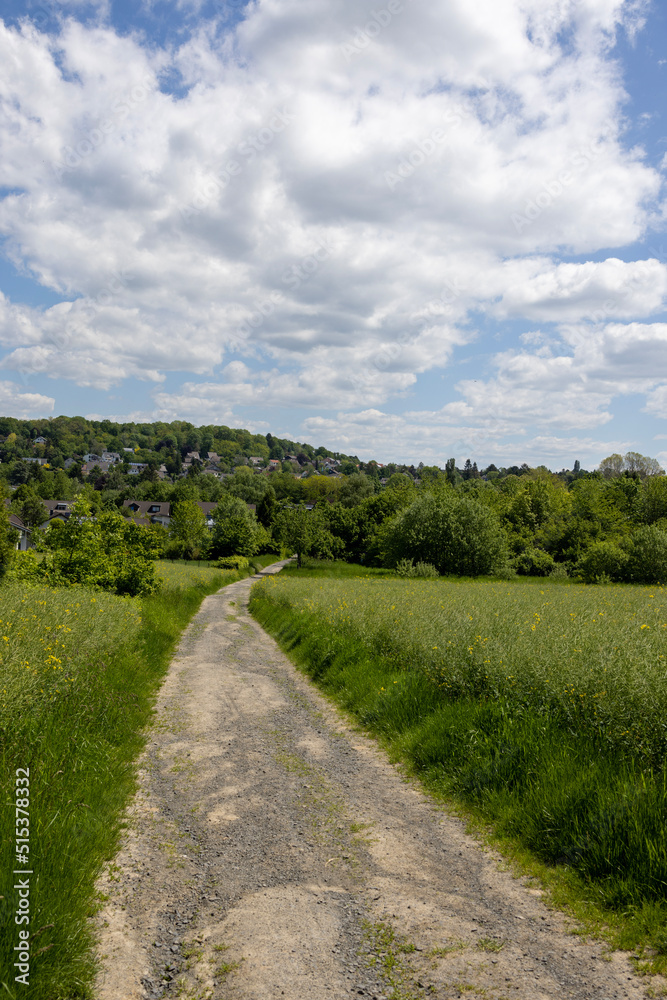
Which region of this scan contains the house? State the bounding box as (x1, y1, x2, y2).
(127, 463, 148, 476)
(123, 500, 171, 527)
(34, 436, 47, 445)
(123, 499, 258, 530)
(82, 460, 113, 476)
(268, 459, 281, 469)
(83, 453, 102, 464)
(102, 451, 121, 464)
(8, 513, 30, 550)
(20, 457, 48, 466)
(206, 452, 221, 465)
(184, 451, 200, 465)
(249, 456, 264, 466)
(39, 500, 74, 529)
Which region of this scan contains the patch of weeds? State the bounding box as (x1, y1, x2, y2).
(214, 955, 242, 979)
(182, 943, 204, 969)
(429, 941, 465, 958)
(107, 863, 122, 883)
(476, 938, 504, 953)
(363, 919, 425, 1000)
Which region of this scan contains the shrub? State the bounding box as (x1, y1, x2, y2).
(514, 547, 555, 576)
(577, 541, 629, 584)
(216, 555, 250, 569)
(383, 490, 508, 577)
(395, 558, 415, 577)
(413, 561, 439, 578)
(625, 525, 667, 584)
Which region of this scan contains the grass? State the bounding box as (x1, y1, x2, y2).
(157, 552, 279, 590)
(249, 564, 667, 967)
(0, 553, 282, 999)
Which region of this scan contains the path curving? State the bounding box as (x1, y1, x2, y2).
(95, 560, 654, 1000)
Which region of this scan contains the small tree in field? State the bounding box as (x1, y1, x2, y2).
(210, 495, 261, 557)
(168, 500, 209, 560)
(41, 496, 161, 595)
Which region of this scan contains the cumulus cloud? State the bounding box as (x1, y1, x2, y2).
(0, 380, 55, 418)
(0, 0, 664, 460)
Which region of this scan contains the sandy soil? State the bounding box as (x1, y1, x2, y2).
(94, 560, 658, 1000)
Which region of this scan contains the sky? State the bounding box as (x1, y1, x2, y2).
(0, 0, 666, 468)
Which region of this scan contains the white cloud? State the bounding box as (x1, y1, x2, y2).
(0, 0, 664, 459)
(301, 409, 632, 467)
(0, 380, 55, 418)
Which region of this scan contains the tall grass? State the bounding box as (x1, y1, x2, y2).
(0, 556, 282, 999)
(250, 571, 667, 953)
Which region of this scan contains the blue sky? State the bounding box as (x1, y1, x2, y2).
(0, 0, 666, 468)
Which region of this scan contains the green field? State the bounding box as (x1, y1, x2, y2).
(0, 555, 279, 999)
(250, 562, 667, 961)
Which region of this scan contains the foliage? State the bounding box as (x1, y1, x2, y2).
(210, 494, 262, 557)
(168, 499, 210, 560)
(514, 547, 556, 576)
(599, 451, 664, 479)
(0, 500, 16, 579)
(576, 526, 667, 584)
(577, 541, 631, 584)
(34, 497, 162, 595)
(395, 558, 438, 578)
(381, 489, 508, 576)
(216, 555, 250, 569)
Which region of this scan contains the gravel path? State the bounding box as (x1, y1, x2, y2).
(95, 561, 656, 1000)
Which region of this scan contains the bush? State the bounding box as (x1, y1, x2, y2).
(577, 541, 629, 584)
(514, 547, 555, 576)
(395, 557, 415, 577)
(414, 561, 439, 578)
(215, 555, 250, 569)
(383, 489, 508, 577)
(625, 525, 667, 584)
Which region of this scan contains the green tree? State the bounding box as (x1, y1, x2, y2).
(169, 500, 209, 559)
(19, 491, 48, 529)
(338, 473, 374, 508)
(42, 496, 161, 594)
(210, 495, 261, 557)
(0, 501, 16, 578)
(273, 505, 316, 566)
(382, 489, 508, 576)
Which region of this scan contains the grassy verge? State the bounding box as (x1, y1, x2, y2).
(0, 554, 281, 999)
(250, 561, 667, 972)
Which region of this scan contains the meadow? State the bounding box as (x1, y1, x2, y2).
(0, 554, 279, 999)
(250, 562, 667, 960)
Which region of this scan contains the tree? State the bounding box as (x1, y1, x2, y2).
(273, 505, 316, 566)
(41, 496, 161, 594)
(210, 495, 261, 557)
(599, 452, 664, 480)
(445, 458, 460, 487)
(338, 473, 374, 508)
(169, 500, 209, 559)
(381, 489, 508, 576)
(0, 501, 16, 578)
(19, 491, 48, 529)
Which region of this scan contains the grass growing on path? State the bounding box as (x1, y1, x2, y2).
(0, 555, 279, 999)
(250, 566, 667, 964)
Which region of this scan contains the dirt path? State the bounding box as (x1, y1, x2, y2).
(95, 561, 654, 1000)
